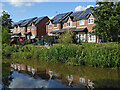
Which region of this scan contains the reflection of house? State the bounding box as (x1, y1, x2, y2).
(27, 65, 32, 72)
(12, 64, 19, 70)
(20, 64, 26, 71)
(66, 75, 94, 89)
(11, 16, 49, 42)
(46, 8, 99, 43)
(67, 75, 73, 86)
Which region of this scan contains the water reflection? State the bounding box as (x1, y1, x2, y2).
(10, 63, 94, 89)
(2, 61, 120, 89)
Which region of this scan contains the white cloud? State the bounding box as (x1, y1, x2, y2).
(75, 6, 86, 11)
(25, 3, 34, 7)
(0, 3, 4, 9)
(9, 2, 34, 7)
(75, 5, 94, 11)
(0, 10, 3, 16)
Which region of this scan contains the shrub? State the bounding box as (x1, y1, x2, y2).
(3, 43, 120, 68)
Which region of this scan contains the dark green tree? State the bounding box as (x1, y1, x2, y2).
(1, 11, 12, 44)
(92, 2, 120, 42)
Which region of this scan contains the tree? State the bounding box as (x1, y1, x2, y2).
(92, 2, 120, 42)
(2, 27, 11, 44)
(1, 11, 12, 44)
(57, 30, 74, 44)
(1, 11, 12, 28)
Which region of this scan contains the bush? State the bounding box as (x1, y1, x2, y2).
(3, 43, 120, 68)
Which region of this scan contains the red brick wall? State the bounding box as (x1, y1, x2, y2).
(36, 17, 49, 39)
(63, 17, 76, 28)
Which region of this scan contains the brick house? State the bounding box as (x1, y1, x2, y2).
(46, 8, 99, 43)
(46, 12, 73, 37)
(11, 16, 49, 43)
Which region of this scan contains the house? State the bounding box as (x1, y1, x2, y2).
(11, 16, 49, 43)
(46, 8, 99, 43)
(46, 12, 73, 37)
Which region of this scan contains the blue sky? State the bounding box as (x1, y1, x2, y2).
(1, 2, 96, 22)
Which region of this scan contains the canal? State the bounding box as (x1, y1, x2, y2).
(2, 59, 120, 89)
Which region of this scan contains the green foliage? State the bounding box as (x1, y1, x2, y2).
(2, 43, 120, 68)
(92, 2, 120, 42)
(1, 11, 12, 45)
(2, 27, 11, 44)
(2, 44, 17, 59)
(1, 11, 12, 28)
(57, 30, 74, 44)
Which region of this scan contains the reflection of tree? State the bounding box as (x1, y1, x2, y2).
(2, 63, 13, 88)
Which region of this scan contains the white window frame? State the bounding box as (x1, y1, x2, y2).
(11, 29, 13, 32)
(21, 27, 24, 31)
(88, 33, 96, 43)
(28, 26, 30, 30)
(18, 27, 20, 31)
(66, 21, 72, 27)
(31, 34, 35, 39)
(14, 27, 16, 32)
(49, 24, 52, 29)
(80, 20, 85, 25)
(88, 18, 94, 24)
(32, 25, 34, 30)
(54, 24, 57, 28)
(80, 33, 85, 42)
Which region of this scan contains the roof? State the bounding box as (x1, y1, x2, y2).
(20, 17, 37, 27)
(50, 27, 88, 34)
(63, 7, 94, 22)
(28, 16, 48, 26)
(24, 32, 32, 35)
(13, 17, 37, 27)
(12, 32, 21, 35)
(46, 12, 73, 25)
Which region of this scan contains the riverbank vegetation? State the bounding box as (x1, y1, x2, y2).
(2, 42, 120, 68)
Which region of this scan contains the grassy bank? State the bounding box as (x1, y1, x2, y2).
(2, 43, 120, 68)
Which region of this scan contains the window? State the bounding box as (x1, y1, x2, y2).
(80, 20, 85, 25)
(66, 21, 72, 26)
(11, 29, 13, 32)
(14, 27, 16, 31)
(31, 34, 35, 39)
(28, 26, 30, 30)
(80, 33, 85, 42)
(21, 27, 24, 31)
(88, 33, 96, 42)
(54, 24, 57, 28)
(88, 18, 94, 24)
(49, 24, 52, 29)
(32, 25, 34, 30)
(18, 27, 20, 31)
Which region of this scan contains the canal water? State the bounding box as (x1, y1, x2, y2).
(2, 59, 120, 89)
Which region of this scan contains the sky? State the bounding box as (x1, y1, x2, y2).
(1, 1, 97, 22)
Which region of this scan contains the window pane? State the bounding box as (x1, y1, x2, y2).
(54, 24, 57, 27)
(49, 25, 52, 29)
(80, 20, 85, 25)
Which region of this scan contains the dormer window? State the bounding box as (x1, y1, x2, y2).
(32, 25, 34, 30)
(67, 21, 72, 26)
(21, 27, 24, 31)
(80, 20, 85, 25)
(18, 27, 20, 31)
(88, 18, 94, 24)
(49, 24, 52, 29)
(28, 26, 30, 30)
(54, 24, 57, 28)
(14, 27, 16, 31)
